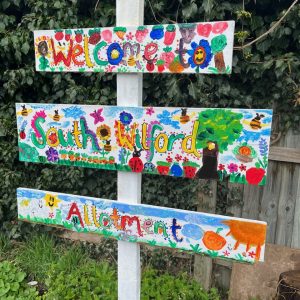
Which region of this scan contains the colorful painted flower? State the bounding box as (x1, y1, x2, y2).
(166, 156, 173, 163)
(96, 124, 111, 140)
(107, 43, 124, 65)
(227, 163, 238, 173)
(248, 251, 256, 258)
(239, 164, 247, 171)
(46, 147, 59, 162)
(218, 164, 225, 171)
(105, 65, 115, 72)
(119, 111, 133, 125)
(187, 40, 212, 71)
(223, 250, 230, 257)
(175, 154, 182, 162)
(49, 212, 54, 218)
(126, 32, 134, 40)
(146, 107, 155, 116)
(183, 157, 189, 163)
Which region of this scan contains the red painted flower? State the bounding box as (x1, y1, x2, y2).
(49, 212, 54, 218)
(146, 107, 155, 116)
(248, 251, 256, 258)
(239, 164, 247, 171)
(223, 250, 230, 257)
(126, 32, 134, 40)
(218, 164, 225, 171)
(175, 154, 182, 162)
(227, 163, 238, 173)
(166, 156, 173, 163)
(183, 157, 189, 163)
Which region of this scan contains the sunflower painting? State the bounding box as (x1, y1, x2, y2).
(97, 124, 111, 140)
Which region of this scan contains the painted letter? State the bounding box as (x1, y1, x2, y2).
(121, 215, 143, 237)
(182, 120, 201, 158)
(51, 38, 73, 67)
(66, 202, 84, 227)
(170, 218, 183, 242)
(31, 117, 46, 149)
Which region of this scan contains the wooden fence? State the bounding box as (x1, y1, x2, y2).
(196, 123, 300, 291)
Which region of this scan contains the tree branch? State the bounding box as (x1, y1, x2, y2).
(234, 0, 299, 50)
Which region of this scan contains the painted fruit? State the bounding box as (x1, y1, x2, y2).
(164, 31, 175, 45)
(102, 29, 112, 42)
(160, 52, 175, 68)
(65, 34, 71, 41)
(197, 23, 212, 37)
(183, 166, 197, 178)
(150, 27, 164, 40)
(129, 157, 143, 172)
(246, 167, 265, 185)
(169, 60, 184, 73)
(75, 34, 82, 43)
(170, 163, 183, 177)
(202, 231, 226, 251)
(157, 166, 170, 175)
(54, 31, 64, 41)
(89, 33, 101, 45)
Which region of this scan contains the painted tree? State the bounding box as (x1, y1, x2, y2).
(196, 109, 243, 179)
(211, 34, 227, 72)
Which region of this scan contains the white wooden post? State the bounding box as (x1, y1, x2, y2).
(116, 1, 144, 299)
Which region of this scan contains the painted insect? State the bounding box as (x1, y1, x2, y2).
(19, 120, 27, 140)
(104, 140, 112, 152)
(180, 108, 190, 124)
(17, 105, 32, 117)
(51, 110, 63, 122)
(128, 146, 144, 172)
(250, 113, 265, 130)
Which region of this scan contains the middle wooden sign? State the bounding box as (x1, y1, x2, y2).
(16, 103, 272, 185)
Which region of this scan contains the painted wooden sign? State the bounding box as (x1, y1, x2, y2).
(17, 188, 267, 263)
(34, 21, 235, 74)
(16, 103, 272, 185)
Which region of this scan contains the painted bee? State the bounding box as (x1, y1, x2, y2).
(17, 105, 32, 117)
(127, 55, 136, 67)
(180, 108, 190, 124)
(49, 110, 63, 122)
(104, 140, 112, 152)
(250, 113, 265, 130)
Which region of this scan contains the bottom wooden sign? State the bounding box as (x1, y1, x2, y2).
(17, 188, 267, 263)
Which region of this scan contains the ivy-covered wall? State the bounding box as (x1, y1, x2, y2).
(0, 0, 299, 238)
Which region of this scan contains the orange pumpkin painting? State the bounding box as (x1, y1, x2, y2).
(222, 219, 267, 260)
(239, 146, 251, 156)
(202, 231, 227, 251)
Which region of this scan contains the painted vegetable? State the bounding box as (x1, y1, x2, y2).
(164, 24, 176, 45)
(233, 143, 257, 163)
(156, 60, 165, 72)
(169, 56, 184, 73)
(114, 27, 126, 40)
(246, 167, 265, 185)
(202, 230, 226, 250)
(150, 25, 164, 40)
(128, 147, 143, 172)
(88, 29, 101, 45)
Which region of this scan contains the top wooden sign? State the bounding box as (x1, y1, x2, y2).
(34, 21, 235, 74)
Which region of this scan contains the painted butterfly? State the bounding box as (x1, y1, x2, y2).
(90, 108, 104, 124)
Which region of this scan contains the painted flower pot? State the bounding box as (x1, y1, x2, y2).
(170, 162, 183, 177)
(156, 161, 170, 175)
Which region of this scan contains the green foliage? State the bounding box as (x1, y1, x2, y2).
(196, 109, 243, 152)
(15, 234, 61, 281)
(141, 268, 220, 300)
(44, 260, 117, 300)
(0, 260, 38, 299)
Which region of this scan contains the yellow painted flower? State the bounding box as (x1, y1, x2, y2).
(96, 124, 111, 140)
(44, 193, 61, 209)
(20, 199, 30, 207)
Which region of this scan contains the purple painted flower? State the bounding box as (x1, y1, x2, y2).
(227, 163, 238, 173)
(259, 138, 268, 156)
(119, 111, 133, 125)
(46, 147, 59, 162)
